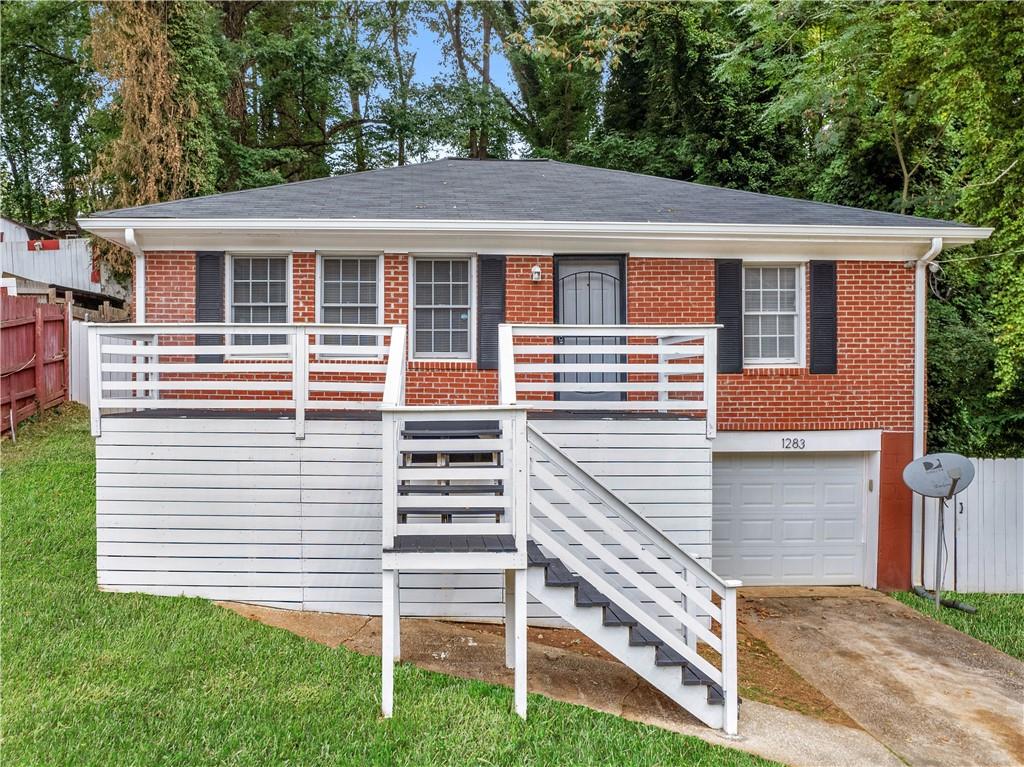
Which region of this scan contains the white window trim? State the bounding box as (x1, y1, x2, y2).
(408, 253, 477, 361)
(225, 252, 293, 358)
(742, 262, 805, 368)
(314, 252, 384, 359)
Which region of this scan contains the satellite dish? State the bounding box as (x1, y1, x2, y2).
(903, 453, 975, 499)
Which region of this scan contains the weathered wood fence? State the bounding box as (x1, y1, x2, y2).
(1, 289, 70, 435)
(922, 458, 1024, 593)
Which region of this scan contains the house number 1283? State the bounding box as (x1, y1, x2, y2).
(782, 437, 806, 449)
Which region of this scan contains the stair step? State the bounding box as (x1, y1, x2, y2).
(682, 666, 704, 686)
(399, 507, 504, 518)
(574, 581, 610, 608)
(654, 645, 687, 667)
(397, 483, 503, 495)
(629, 625, 661, 646)
(707, 685, 724, 705)
(602, 603, 638, 628)
(401, 420, 501, 439)
(544, 560, 580, 587)
(526, 541, 550, 567)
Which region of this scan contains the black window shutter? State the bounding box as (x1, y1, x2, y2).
(195, 251, 225, 363)
(715, 259, 743, 373)
(809, 260, 838, 374)
(476, 255, 506, 370)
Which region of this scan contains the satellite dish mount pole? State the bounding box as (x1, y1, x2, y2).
(933, 471, 961, 610)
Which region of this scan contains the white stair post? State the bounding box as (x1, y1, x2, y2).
(514, 567, 527, 718)
(722, 581, 740, 735)
(504, 569, 516, 669)
(381, 568, 397, 718)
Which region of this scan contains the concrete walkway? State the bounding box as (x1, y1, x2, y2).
(221, 602, 902, 767)
(740, 588, 1024, 766)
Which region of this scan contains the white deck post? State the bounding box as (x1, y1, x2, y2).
(382, 568, 396, 718)
(498, 324, 516, 405)
(292, 329, 307, 439)
(704, 328, 717, 440)
(504, 569, 516, 669)
(514, 567, 527, 718)
(381, 412, 397, 551)
(393, 570, 401, 661)
(722, 581, 739, 735)
(87, 325, 102, 436)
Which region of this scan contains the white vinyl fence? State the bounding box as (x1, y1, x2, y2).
(922, 458, 1024, 593)
(70, 320, 90, 405)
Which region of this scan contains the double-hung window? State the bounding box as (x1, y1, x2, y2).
(230, 255, 289, 346)
(412, 257, 472, 358)
(743, 265, 801, 364)
(320, 256, 380, 347)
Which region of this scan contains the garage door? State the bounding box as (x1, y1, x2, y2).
(712, 453, 866, 585)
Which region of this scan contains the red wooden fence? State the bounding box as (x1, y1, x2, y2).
(1, 288, 70, 434)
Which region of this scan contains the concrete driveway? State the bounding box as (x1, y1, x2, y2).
(740, 588, 1024, 767)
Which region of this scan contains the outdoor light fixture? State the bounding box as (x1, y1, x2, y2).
(531, 264, 542, 281)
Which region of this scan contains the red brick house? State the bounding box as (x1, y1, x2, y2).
(79, 159, 990, 729)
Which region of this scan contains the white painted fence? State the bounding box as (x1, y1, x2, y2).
(70, 320, 90, 405)
(922, 458, 1024, 593)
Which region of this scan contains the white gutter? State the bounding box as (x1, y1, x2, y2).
(75, 217, 994, 246)
(911, 236, 942, 585)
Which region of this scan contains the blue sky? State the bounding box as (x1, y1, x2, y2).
(407, 22, 515, 91)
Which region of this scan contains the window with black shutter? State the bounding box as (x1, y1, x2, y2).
(476, 255, 506, 369)
(715, 259, 743, 373)
(809, 260, 838, 374)
(194, 251, 225, 363)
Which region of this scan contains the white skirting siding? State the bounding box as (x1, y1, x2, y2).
(96, 416, 712, 620)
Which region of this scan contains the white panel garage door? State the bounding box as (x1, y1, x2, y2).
(712, 453, 866, 585)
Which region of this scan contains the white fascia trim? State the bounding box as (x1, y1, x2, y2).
(77, 217, 994, 245)
(712, 429, 882, 453)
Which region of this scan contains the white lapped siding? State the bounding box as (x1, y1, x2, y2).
(96, 416, 712, 619)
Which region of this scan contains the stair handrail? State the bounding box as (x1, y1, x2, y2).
(527, 423, 739, 596)
(528, 422, 740, 734)
(528, 522, 723, 687)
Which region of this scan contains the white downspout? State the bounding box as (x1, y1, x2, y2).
(911, 236, 942, 585)
(125, 228, 145, 323)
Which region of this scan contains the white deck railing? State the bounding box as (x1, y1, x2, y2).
(497, 323, 719, 437)
(381, 406, 529, 558)
(87, 322, 406, 437)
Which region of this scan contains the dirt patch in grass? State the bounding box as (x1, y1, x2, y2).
(471, 616, 856, 728)
(224, 599, 856, 731)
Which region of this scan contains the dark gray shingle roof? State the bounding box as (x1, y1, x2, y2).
(91, 158, 970, 228)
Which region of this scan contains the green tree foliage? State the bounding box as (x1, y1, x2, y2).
(0, 0, 1020, 453)
(0, 1, 96, 228)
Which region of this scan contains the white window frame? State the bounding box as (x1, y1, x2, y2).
(315, 252, 384, 358)
(225, 252, 293, 357)
(409, 254, 477, 361)
(742, 262, 805, 367)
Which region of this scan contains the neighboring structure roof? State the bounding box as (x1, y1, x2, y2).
(87, 158, 974, 229)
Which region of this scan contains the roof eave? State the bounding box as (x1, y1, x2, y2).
(77, 217, 993, 248)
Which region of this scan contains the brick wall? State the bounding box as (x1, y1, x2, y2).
(141, 252, 914, 427)
(293, 252, 316, 323)
(629, 258, 915, 433)
(145, 251, 195, 322)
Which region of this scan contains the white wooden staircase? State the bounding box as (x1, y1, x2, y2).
(526, 424, 739, 732)
(379, 410, 739, 735)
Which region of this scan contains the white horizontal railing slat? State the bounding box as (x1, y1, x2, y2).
(88, 323, 406, 437)
(498, 323, 719, 435)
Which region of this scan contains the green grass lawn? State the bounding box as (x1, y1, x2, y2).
(1, 407, 775, 767)
(891, 591, 1024, 661)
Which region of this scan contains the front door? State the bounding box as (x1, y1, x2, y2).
(554, 256, 626, 401)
